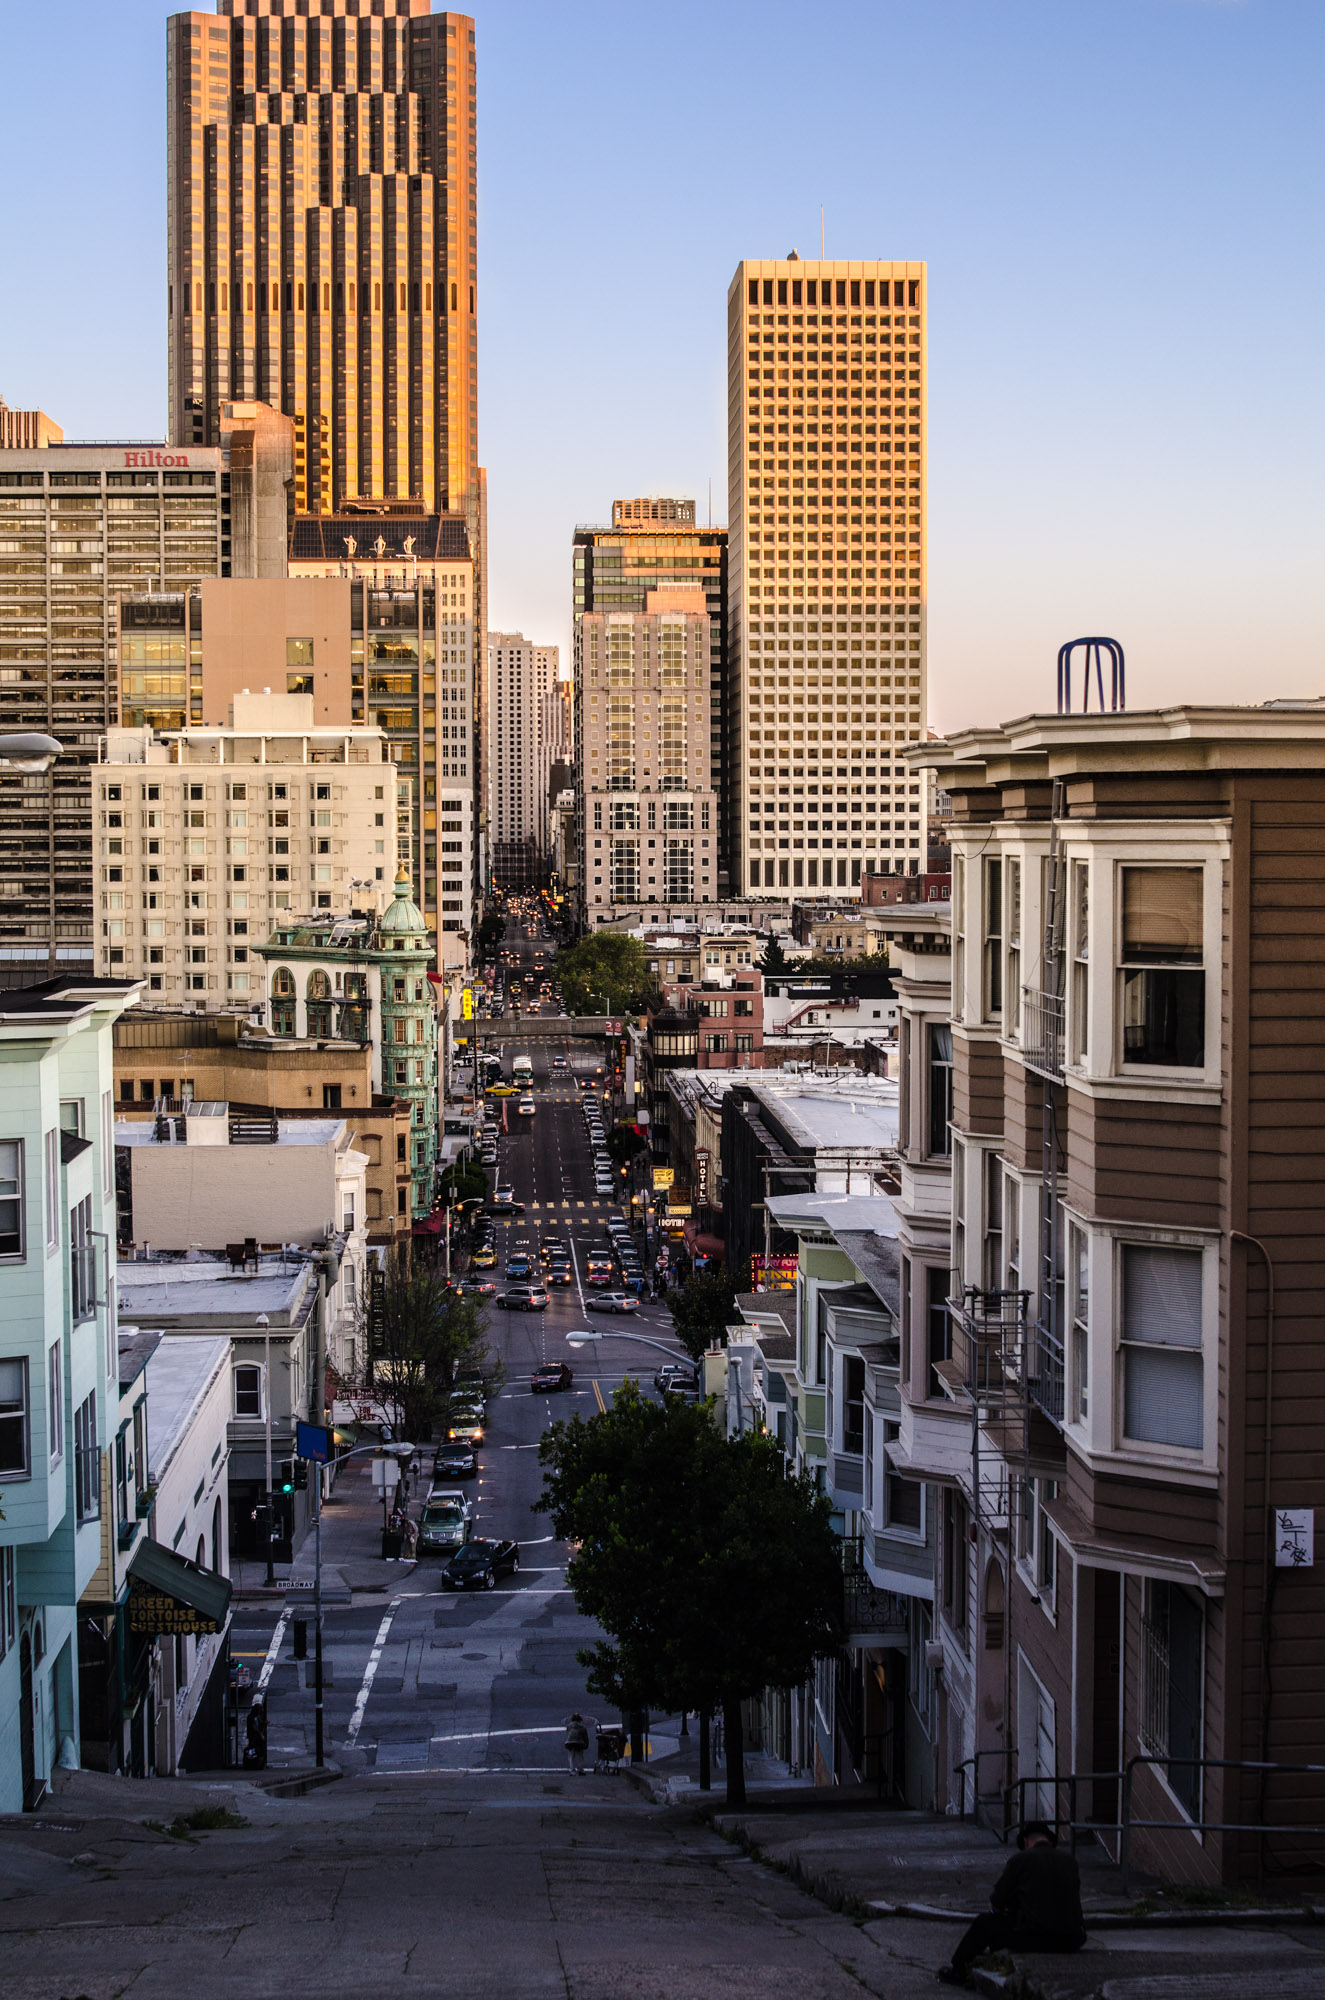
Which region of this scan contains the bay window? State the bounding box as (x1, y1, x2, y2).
(1120, 867, 1205, 1068)
(1120, 1243, 1203, 1450)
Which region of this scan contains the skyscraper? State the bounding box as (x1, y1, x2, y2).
(727, 258, 927, 898)
(166, 1, 477, 526)
(487, 632, 557, 888)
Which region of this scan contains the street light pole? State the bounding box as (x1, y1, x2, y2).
(566, 1328, 693, 1366)
(257, 1313, 274, 1587)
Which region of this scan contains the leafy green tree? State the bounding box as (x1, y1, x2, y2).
(361, 1247, 490, 1441)
(665, 1261, 746, 1363)
(557, 932, 655, 1016)
(759, 933, 791, 975)
(536, 1383, 844, 1804)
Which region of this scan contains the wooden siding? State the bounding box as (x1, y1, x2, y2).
(953, 1029, 1003, 1137)
(1065, 1096, 1222, 1229)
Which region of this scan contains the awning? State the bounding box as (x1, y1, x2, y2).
(127, 1539, 232, 1638)
(412, 1211, 446, 1235)
(683, 1223, 726, 1258)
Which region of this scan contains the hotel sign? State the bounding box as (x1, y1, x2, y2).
(123, 450, 194, 469)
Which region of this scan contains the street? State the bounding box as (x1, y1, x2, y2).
(230, 1017, 689, 1778)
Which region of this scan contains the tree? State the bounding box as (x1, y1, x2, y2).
(536, 1383, 844, 1804)
(360, 1247, 490, 1441)
(759, 934, 790, 975)
(557, 932, 655, 1017)
(665, 1261, 746, 1363)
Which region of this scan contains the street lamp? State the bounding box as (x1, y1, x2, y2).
(566, 1327, 691, 1366)
(0, 732, 61, 773)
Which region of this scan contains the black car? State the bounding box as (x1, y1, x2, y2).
(531, 1361, 574, 1392)
(432, 1442, 478, 1480)
(546, 1261, 573, 1285)
(441, 1537, 521, 1590)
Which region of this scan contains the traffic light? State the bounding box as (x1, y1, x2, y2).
(278, 1460, 294, 1496)
(292, 1459, 309, 1491)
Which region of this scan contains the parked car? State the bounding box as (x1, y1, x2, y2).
(446, 1414, 485, 1444)
(654, 1364, 699, 1396)
(586, 1291, 639, 1315)
(459, 1277, 496, 1296)
(531, 1362, 574, 1393)
(441, 1538, 521, 1591)
(432, 1442, 478, 1480)
(497, 1285, 550, 1312)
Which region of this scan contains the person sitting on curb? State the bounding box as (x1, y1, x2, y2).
(937, 1821, 1086, 1986)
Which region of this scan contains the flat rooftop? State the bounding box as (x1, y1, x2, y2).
(146, 1334, 231, 1481)
(118, 1259, 311, 1325)
(116, 1115, 346, 1148)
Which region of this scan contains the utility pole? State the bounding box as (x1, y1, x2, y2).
(258, 1313, 274, 1586)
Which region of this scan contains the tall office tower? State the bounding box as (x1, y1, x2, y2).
(728, 259, 927, 899)
(575, 589, 717, 928)
(166, 2, 489, 836)
(539, 676, 573, 858)
(487, 632, 557, 888)
(573, 499, 728, 885)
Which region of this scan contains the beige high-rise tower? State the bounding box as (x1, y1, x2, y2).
(728, 258, 927, 898)
(167, 0, 477, 525)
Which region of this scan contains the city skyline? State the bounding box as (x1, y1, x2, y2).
(1, 1, 1320, 738)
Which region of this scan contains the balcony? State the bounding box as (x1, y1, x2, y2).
(841, 1539, 910, 1643)
(939, 1287, 1031, 1411)
(1020, 986, 1063, 1082)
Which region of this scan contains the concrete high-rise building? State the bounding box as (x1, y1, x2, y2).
(93, 692, 400, 1007)
(727, 258, 927, 899)
(487, 632, 557, 887)
(575, 589, 717, 927)
(166, 0, 478, 527)
(573, 500, 727, 880)
(539, 676, 573, 858)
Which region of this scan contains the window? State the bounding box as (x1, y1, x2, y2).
(342, 1193, 356, 1232)
(1120, 867, 1204, 1068)
(233, 1364, 263, 1418)
(0, 1548, 14, 1662)
(1070, 861, 1089, 1063)
(941, 1488, 969, 1634)
(952, 856, 966, 1015)
(59, 1100, 84, 1137)
(1141, 1580, 1204, 1818)
(926, 1023, 953, 1157)
(0, 1357, 30, 1477)
(322, 1084, 342, 1111)
(926, 1264, 951, 1398)
(44, 1128, 60, 1253)
(982, 1151, 1003, 1289)
(48, 1340, 63, 1463)
(70, 1195, 94, 1321)
(1069, 1225, 1089, 1423)
(74, 1392, 99, 1521)
(1120, 1243, 1203, 1449)
(842, 1354, 865, 1455)
(1016, 1475, 1057, 1606)
(983, 856, 1002, 1018)
(1005, 857, 1022, 1036)
(0, 1139, 22, 1258)
(286, 638, 314, 668)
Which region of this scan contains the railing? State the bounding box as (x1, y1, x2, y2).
(1021, 986, 1064, 1082)
(945, 1287, 1031, 1406)
(1032, 1316, 1066, 1424)
(959, 1753, 1325, 1892)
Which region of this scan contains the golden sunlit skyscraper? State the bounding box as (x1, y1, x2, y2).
(727, 258, 927, 898)
(167, 0, 478, 526)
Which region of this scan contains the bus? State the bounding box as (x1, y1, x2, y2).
(511, 1054, 534, 1089)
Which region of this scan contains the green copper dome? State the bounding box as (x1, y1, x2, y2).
(380, 865, 428, 939)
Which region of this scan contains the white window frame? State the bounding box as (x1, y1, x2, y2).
(1075, 1225, 1219, 1475)
(0, 1138, 24, 1262)
(48, 1339, 63, 1464)
(44, 1127, 60, 1254)
(233, 1363, 264, 1420)
(0, 1356, 32, 1480)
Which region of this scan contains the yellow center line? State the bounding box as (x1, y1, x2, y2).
(592, 1379, 606, 1414)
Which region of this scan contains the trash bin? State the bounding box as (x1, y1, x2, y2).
(381, 1528, 404, 1559)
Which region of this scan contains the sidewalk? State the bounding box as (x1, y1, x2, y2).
(231, 1445, 424, 1603)
(682, 1793, 1325, 2000)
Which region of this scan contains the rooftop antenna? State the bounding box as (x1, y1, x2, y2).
(1056, 637, 1125, 715)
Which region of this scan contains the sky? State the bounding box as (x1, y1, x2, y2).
(0, 1, 1321, 731)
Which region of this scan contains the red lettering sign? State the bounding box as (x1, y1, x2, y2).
(122, 450, 192, 469)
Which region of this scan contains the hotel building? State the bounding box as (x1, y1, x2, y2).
(727, 258, 927, 899)
(487, 632, 558, 887)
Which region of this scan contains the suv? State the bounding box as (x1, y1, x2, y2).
(498, 1284, 550, 1311)
(418, 1490, 473, 1554)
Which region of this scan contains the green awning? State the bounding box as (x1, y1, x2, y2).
(127, 1538, 233, 1638)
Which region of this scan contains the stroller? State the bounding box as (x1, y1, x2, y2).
(594, 1726, 625, 1774)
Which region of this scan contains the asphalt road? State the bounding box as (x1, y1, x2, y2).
(231, 1025, 690, 1779)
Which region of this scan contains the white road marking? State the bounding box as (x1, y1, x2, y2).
(429, 1726, 564, 1743)
(345, 1592, 405, 1745)
(256, 1606, 293, 1692)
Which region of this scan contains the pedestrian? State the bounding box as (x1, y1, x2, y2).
(564, 1710, 590, 1776)
(937, 1821, 1086, 1986)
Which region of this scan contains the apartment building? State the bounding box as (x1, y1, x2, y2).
(255, 868, 440, 1218)
(0, 973, 141, 1813)
(892, 702, 1325, 1886)
(575, 590, 718, 927)
(488, 632, 558, 886)
(574, 499, 728, 881)
(93, 694, 400, 1005)
(727, 258, 927, 899)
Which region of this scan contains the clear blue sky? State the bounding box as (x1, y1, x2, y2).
(1, 1, 1320, 728)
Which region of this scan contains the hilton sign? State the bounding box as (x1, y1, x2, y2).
(122, 450, 193, 468)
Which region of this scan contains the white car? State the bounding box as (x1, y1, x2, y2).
(518, 1096, 536, 1115)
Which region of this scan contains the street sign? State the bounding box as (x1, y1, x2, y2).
(296, 1421, 331, 1463)
(652, 1166, 674, 1191)
(371, 1457, 401, 1491)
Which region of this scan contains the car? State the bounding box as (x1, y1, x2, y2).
(654, 1364, 699, 1396)
(545, 1261, 573, 1285)
(441, 1537, 521, 1590)
(552, 1056, 568, 1070)
(484, 1200, 525, 1216)
(469, 1246, 497, 1268)
(459, 1277, 496, 1296)
(585, 1259, 614, 1286)
(432, 1442, 478, 1480)
(586, 1291, 639, 1314)
(539, 1237, 568, 1260)
(505, 1254, 532, 1279)
(417, 1491, 473, 1554)
(494, 1184, 515, 1206)
(446, 1414, 485, 1443)
(594, 1180, 615, 1197)
(531, 1361, 574, 1393)
(486, 1082, 518, 1097)
(517, 1097, 536, 1116)
(497, 1285, 549, 1312)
